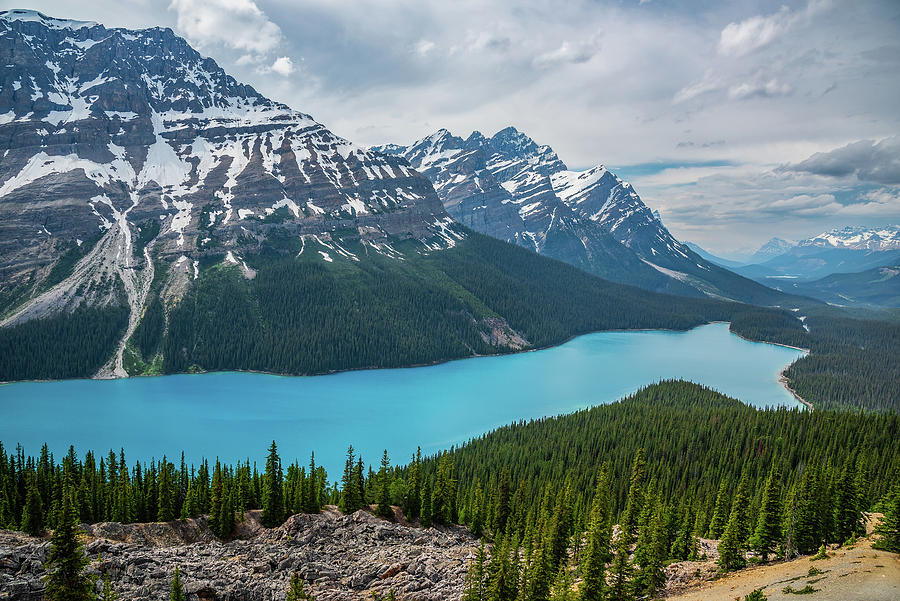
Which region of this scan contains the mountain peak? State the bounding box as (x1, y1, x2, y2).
(801, 225, 900, 250)
(0, 9, 462, 319)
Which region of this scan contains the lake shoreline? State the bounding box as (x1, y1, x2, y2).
(727, 328, 812, 410)
(1, 320, 804, 387)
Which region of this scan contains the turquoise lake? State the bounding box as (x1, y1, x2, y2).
(0, 323, 805, 478)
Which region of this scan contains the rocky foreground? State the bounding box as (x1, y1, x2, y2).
(0, 507, 478, 600)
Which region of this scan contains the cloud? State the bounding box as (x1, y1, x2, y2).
(728, 78, 792, 100)
(532, 37, 599, 68)
(783, 137, 900, 184)
(415, 39, 436, 57)
(268, 56, 294, 76)
(673, 69, 721, 103)
(168, 0, 283, 55)
(718, 7, 791, 57)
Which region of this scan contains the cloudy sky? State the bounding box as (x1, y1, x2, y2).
(24, 0, 900, 256)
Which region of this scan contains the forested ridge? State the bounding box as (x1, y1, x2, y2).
(1, 231, 898, 412)
(729, 306, 900, 411)
(1, 382, 898, 600)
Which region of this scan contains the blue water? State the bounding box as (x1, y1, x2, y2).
(0, 323, 804, 478)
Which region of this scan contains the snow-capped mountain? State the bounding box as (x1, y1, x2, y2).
(0, 9, 459, 274)
(737, 226, 900, 283)
(749, 238, 795, 264)
(377, 127, 784, 302)
(0, 9, 463, 374)
(800, 226, 900, 251)
(373, 128, 685, 293)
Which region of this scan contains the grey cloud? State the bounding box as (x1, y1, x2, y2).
(784, 137, 900, 185)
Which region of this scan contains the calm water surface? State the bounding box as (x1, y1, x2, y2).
(0, 323, 805, 477)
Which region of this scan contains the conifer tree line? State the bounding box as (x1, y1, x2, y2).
(0, 441, 330, 539)
(458, 445, 896, 601)
(419, 381, 897, 549)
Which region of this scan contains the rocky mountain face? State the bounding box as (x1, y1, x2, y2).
(0, 10, 464, 375)
(376, 128, 787, 303)
(0, 508, 477, 601)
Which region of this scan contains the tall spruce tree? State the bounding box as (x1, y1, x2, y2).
(262, 441, 285, 528)
(158, 457, 175, 522)
(708, 480, 730, 538)
(404, 447, 422, 521)
(749, 466, 783, 561)
(632, 496, 668, 598)
(579, 466, 612, 601)
(377, 450, 393, 520)
(20, 472, 43, 536)
(718, 475, 751, 570)
(43, 486, 94, 601)
(339, 446, 360, 513)
(462, 542, 488, 601)
(874, 482, 900, 552)
(305, 453, 319, 514)
(420, 478, 433, 527)
(209, 460, 224, 536)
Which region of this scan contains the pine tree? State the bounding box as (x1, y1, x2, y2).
(632, 496, 668, 598)
(404, 447, 422, 521)
(718, 475, 751, 570)
(339, 445, 360, 514)
(420, 478, 433, 527)
(158, 457, 175, 522)
(305, 453, 319, 513)
(494, 466, 511, 535)
(286, 571, 313, 600)
(209, 460, 224, 536)
(708, 480, 730, 538)
(833, 458, 861, 544)
(170, 567, 185, 601)
(377, 450, 393, 520)
(462, 542, 488, 601)
(20, 472, 43, 536)
(470, 483, 485, 538)
(749, 467, 783, 562)
(874, 482, 900, 553)
(622, 449, 647, 537)
(579, 466, 612, 601)
(607, 450, 647, 601)
(43, 487, 94, 601)
(262, 441, 285, 527)
(354, 457, 365, 508)
(217, 480, 235, 538)
(549, 560, 575, 601)
(526, 530, 554, 601)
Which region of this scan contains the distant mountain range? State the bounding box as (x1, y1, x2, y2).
(802, 225, 900, 251)
(736, 226, 900, 283)
(374, 128, 787, 304)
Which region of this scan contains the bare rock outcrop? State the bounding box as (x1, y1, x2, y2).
(0, 508, 478, 601)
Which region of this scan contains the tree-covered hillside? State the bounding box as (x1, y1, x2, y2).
(2, 231, 897, 413)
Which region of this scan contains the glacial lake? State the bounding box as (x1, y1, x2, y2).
(0, 323, 805, 478)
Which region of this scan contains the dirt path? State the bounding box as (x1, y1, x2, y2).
(666, 537, 899, 601)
